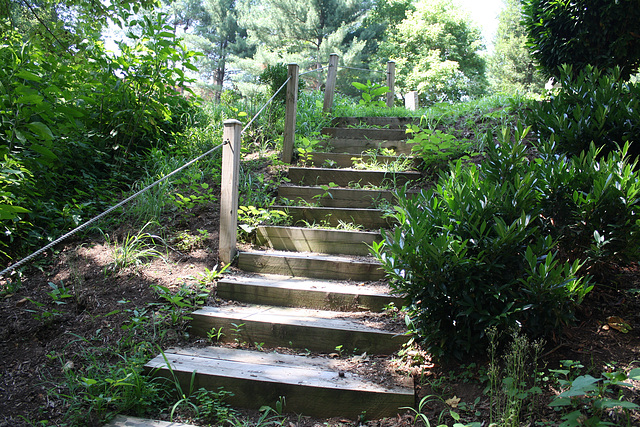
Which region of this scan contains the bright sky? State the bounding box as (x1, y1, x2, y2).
(459, 0, 505, 52)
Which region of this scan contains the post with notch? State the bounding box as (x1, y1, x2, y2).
(219, 119, 242, 264)
(282, 63, 299, 164)
(323, 53, 339, 113)
(386, 61, 396, 108)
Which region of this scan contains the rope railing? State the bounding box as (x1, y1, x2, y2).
(0, 141, 225, 279)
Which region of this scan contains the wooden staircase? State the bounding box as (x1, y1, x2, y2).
(146, 117, 421, 420)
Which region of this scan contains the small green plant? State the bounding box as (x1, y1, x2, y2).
(486, 327, 545, 427)
(108, 222, 166, 271)
(238, 205, 290, 241)
(352, 80, 389, 108)
(230, 322, 245, 345)
(194, 387, 236, 424)
(197, 263, 230, 285)
(46, 281, 74, 305)
(407, 125, 477, 171)
(549, 367, 640, 426)
(174, 229, 210, 251)
(207, 327, 225, 343)
(351, 148, 413, 172)
(296, 136, 322, 165)
(312, 182, 339, 200)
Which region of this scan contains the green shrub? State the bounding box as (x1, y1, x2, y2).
(373, 126, 603, 358)
(521, 0, 640, 80)
(535, 140, 640, 275)
(522, 65, 640, 161)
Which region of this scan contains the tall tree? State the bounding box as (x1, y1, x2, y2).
(178, 0, 253, 99)
(237, 0, 372, 71)
(521, 0, 640, 80)
(488, 0, 545, 93)
(378, 0, 487, 103)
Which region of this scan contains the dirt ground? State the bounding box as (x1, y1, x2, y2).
(1, 196, 640, 426)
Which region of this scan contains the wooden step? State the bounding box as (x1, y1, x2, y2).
(288, 167, 421, 188)
(276, 206, 392, 229)
(146, 347, 414, 419)
(307, 152, 418, 169)
(217, 274, 405, 312)
(190, 305, 408, 354)
(256, 225, 381, 256)
(331, 116, 421, 128)
(321, 127, 408, 140)
(238, 250, 385, 281)
(278, 185, 395, 208)
(104, 415, 197, 427)
(321, 138, 415, 155)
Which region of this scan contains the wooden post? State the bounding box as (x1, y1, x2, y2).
(405, 91, 419, 111)
(282, 63, 299, 164)
(219, 119, 242, 264)
(386, 61, 396, 108)
(323, 53, 339, 113)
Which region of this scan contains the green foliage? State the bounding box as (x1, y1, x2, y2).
(486, 328, 545, 426)
(522, 65, 640, 161)
(373, 126, 595, 358)
(488, 0, 546, 93)
(351, 80, 389, 108)
(49, 337, 169, 426)
(259, 63, 302, 103)
(378, 0, 487, 103)
(407, 125, 477, 173)
(236, 0, 371, 72)
(550, 368, 640, 426)
(521, 0, 640, 80)
(0, 11, 202, 263)
(107, 223, 166, 272)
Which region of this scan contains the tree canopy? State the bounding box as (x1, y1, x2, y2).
(377, 0, 487, 103)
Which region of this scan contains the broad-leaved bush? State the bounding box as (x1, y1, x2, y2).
(522, 65, 640, 161)
(374, 125, 640, 358)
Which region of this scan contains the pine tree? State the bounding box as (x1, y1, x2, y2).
(237, 0, 372, 70)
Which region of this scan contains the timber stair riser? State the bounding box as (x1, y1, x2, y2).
(307, 152, 419, 169)
(146, 347, 414, 419)
(321, 127, 408, 140)
(331, 116, 421, 128)
(320, 139, 415, 155)
(278, 185, 396, 208)
(288, 167, 421, 187)
(238, 251, 385, 281)
(216, 276, 405, 312)
(256, 225, 382, 256)
(189, 306, 408, 354)
(277, 206, 393, 229)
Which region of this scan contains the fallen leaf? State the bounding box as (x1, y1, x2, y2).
(607, 316, 632, 333)
(445, 396, 460, 408)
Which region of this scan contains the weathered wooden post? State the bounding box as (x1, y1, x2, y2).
(323, 53, 339, 113)
(386, 61, 396, 108)
(405, 91, 419, 111)
(219, 119, 242, 264)
(282, 63, 299, 164)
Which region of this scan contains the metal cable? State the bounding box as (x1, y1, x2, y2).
(338, 65, 386, 74)
(300, 66, 325, 76)
(241, 76, 291, 133)
(0, 141, 225, 278)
